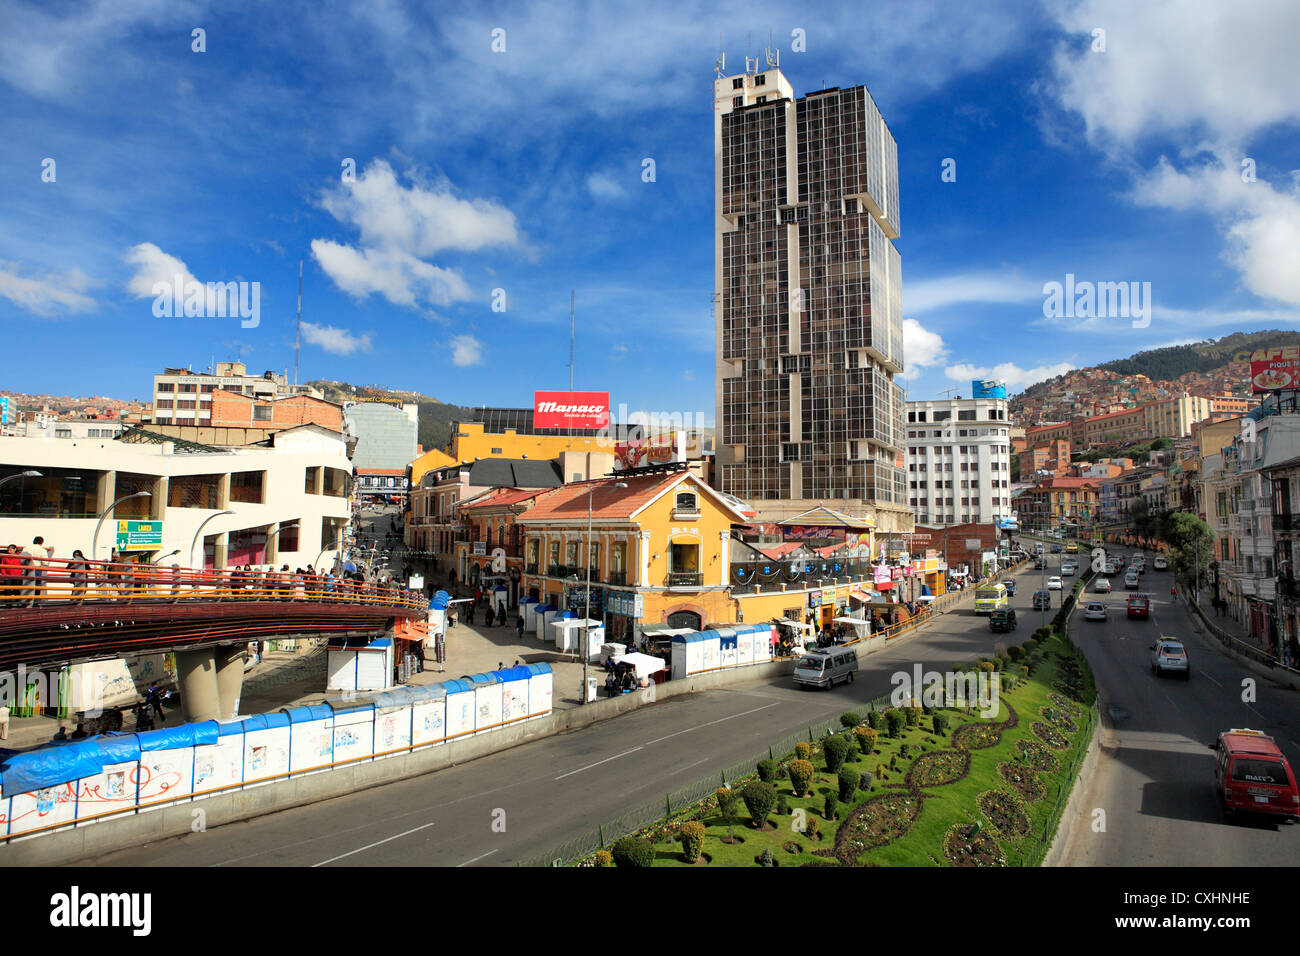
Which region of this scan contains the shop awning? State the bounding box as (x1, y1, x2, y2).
(775, 620, 814, 631)
(849, 587, 871, 602)
(874, 580, 897, 590)
(832, 616, 868, 625)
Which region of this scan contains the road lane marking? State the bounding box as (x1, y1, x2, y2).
(1198, 670, 1222, 688)
(311, 821, 437, 867)
(554, 746, 644, 780)
(456, 848, 499, 867)
(640, 702, 782, 747)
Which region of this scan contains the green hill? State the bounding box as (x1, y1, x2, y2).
(307, 380, 474, 453)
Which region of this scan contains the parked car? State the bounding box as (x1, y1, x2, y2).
(1032, 590, 1052, 610)
(1126, 594, 1150, 619)
(1001, 578, 1017, 596)
(1211, 729, 1300, 822)
(1084, 602, 1107, 621)
(989, 607, 1018, 632)
(1150, 637, 1190, 678)
(1094, 577, 1112, 593)
(1047, 576, 1063, 590)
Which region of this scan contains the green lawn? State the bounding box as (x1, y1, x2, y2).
(628, 630, 1097, 868)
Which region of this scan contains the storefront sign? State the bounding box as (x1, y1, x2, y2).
(1247, 347, 1300, 392)
(565, 584, 604, 615)
(472, 541, 486, 555)
(115, 520, 162, 552)
(605, 590, 642, 618)
(534, 390, 610, 429)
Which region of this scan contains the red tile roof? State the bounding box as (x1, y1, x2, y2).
(516, 472, 686, 523)
(458, 488, 548, 510)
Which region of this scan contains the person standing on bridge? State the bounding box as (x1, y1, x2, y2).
(1, 544, 22, 603)
(68, 549, 88, 603)
(21, 535, 53, 607)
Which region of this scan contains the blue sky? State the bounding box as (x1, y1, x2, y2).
(3, 0, 1300, 423)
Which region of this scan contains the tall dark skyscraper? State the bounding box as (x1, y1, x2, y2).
(713, 60, 908, 532)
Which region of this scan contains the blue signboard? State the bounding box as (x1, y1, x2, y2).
(971, 379, 1008, 399)
(0, 396, 8, 425)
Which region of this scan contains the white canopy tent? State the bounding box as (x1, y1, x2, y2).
(551, 618, 604, 657)
(611, 652, 667, 681)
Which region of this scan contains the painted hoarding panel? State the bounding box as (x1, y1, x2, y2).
(73, 760, 140, 823)
(288, 719, 334, 775)
(411, 698, 448, 747)
(136, 747, 193, 809)
(374, 707, 412, 756)
(331, 709, 375, 766)
(8, 782, 77, 837)
(243, 726, 291, 785)
(193, 735, 245, 796)
(445, 690, 475, 739)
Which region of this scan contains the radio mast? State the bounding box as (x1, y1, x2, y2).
(568, 289, 574, 392)
(294, 259, 303, 386)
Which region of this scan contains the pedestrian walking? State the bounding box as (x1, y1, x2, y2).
(68, 549, 88, 603)
(147, 683, 165, 723)
(485, 604, 495, 628)
(21, 535, 53, 606)
(516, 614, 524, 639)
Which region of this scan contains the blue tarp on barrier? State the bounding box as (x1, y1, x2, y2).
(522, 663, 552, 678)
(138, 722, 218, 751)
(282, 704, 332, 723)
(467, 672, 503, 685)
(1, 734, 138, 795)
(324, 698, 375, 715)
(437, 679, 474, 696)
(494, 665, 533, 683)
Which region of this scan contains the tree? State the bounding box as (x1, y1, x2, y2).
(1162, 512, 1213, 586)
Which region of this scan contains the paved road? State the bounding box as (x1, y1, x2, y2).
(85, 566, 1048, 867)
(1059, 559, 1300, 866)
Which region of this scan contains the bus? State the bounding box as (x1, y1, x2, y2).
(974, 583, 1010, 614)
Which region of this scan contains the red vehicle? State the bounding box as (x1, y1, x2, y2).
(1126, 594, 1149, 619)
(1211, 729, 1300, 822)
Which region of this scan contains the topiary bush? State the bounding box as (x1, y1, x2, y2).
(885, 709, 906, 738)
(776, 793, 790, 816)
(840, 711, 862, 729)
(594, 850, 613, 867)
(866, 709, 884, 731)
(855, 726, 878, 756)
(838, 768, 858, 802)
(900, 742, 912, 758)
(933, 713, 950, 735)
(758, 848, 775, 867)
(788, 759, 815, 797)
(860, 770, 875, 791)
(904, 705, 922, 727)
(823, 734, 849, 772)
(1007, 645, 1025, 661)
(978, 660, 996, 675)
(757, 759, 777, 784)
(823, 792, 838, 821)
(889, 753, 899, 772)
(842, 731, 858, 761)
(795, 742, 812, 761)
(678, 820, 706, 863)
(741, 781, 777, 828)
(876, 761, 886, 781)
(611, 836, 654, 868)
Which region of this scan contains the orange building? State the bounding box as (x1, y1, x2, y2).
(208, 389, 344, 432)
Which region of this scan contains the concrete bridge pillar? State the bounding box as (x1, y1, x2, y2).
(174, 648, 220, 723)
(175, 643, 247, 722)
(214, 644, 246, 719)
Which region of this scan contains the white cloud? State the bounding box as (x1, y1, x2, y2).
(321, 159, 519, 256)
(313, 160, 519, 312)
(125, 242, 197, 299)
(901, 318, 949, 377)
(1044, 0, 1300, 307)
(0, 261, 96, 315)
(310, 240, 471, 308)
(300, 321, 374, 356)
(904, 271, 1042, 312)
(450, 335, 483, 367)
(945, 361, 1075, 393)
(586, 172, 626, 201)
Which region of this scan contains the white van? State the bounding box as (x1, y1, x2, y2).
(793, 647, 859, 689)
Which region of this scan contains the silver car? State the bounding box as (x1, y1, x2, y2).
(1084, 602, 1107, 621)
(1151, 638, 1190, 678)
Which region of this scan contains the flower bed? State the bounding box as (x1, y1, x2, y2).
(1039, 705, 1078, 732)
(905, 749, 971, 789)
(978, 788, 1031, 838)
(943, 822, 1008, 867)
(1015, 739, 1060, 771)
(1032, 722, 1070, 750)
(827, 792, 922, 864)
(953, 723, 1002, 750)
(998, 761, 1046, 801)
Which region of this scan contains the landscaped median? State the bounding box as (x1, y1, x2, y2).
(573, 627, 1098, 868)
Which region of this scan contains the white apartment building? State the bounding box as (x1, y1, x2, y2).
(906, 396, 1013, 526)
(151, 362, 322, 427)
(0, 424, 351, 570)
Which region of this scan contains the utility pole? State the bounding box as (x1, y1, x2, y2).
(568, 289, 574, 393)
(294, 259, 303, 386)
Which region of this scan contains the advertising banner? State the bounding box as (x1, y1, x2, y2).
(1248, 348, 1300, 392)
(533, 391, 610, 429)
(115, 520, 162, 552)
(971, 379, 1008, 399)
(615, 432, 686, 470)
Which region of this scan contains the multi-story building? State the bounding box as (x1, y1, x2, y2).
(1012, 477, 1099, 531)
(1141, 392, 1214, 440)
(0, 424, 351, 569)
(345, 401, 418, 502)
(1019, 438, 1072, 479)
(905, 396, 1013, 526)
(1264, 456, 1300, 661)
(151, 362, 321, 427)
(713, 62, 907, 532)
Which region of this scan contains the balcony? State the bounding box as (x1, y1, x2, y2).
(525, 563, 539, 575)
(666, 571, 704, 590)
(607, 571, 627, 586)
(548, 564, 574, 578)
(1277, 512, 1297, 532)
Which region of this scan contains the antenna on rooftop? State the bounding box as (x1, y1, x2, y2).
(294, 259, 303, 386)
(714, 34, 725, 76)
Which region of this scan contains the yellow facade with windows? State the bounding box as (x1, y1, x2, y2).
(449, 422, 614, 467)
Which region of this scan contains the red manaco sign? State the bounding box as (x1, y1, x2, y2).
(533, 391, 609, 429)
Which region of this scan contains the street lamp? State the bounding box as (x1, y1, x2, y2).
(584, 480, 627, 704)
(91, 491, 152, 560)
(151, 549, 181, 564)
(190, 510, 235, 570)
(0, 470, 41, 491)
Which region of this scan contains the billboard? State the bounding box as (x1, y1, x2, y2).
(1247, 348, 1300, 393)
(115, 520, 163, 552)
(533, 391, 609, 429)
(615, 432, 686, 470)
(971, 379, 1007, 399)
(0, 396, 7, 425)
